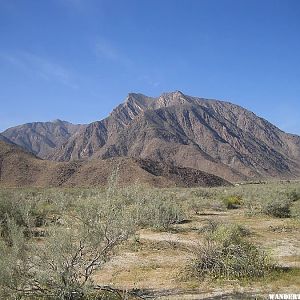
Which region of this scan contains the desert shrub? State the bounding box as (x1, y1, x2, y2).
(187, 196, 226, 214)
(286, 188, 300, 202)
(190, 223, 273, 280)
(262, 199, 292, 218)
(0, 192, 27, 225)
(0, 192, 34, 242)
(117, 183, 186, 230)
(0, 197, 135, 300)
(30, 200, 58, 227)
(191, 189, 216, 199)
(222, 195, 242, 209)
(183, 190, 226, 216)
(0, 174, 137, 300)
(133, 190, 186, 230)
(0, 218, 30, 299)
(198, 219, 221, 234)
(152, 199, 186, 229)
(187, 197, 206, 215)
(0, 190, 67, 241)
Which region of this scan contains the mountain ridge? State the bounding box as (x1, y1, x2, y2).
(2, 91, 299, 182)
(49, 91, 300, 181)
(2, 120, 87, 158)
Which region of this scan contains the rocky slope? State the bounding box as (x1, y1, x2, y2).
(1, 119, 86, 158)
(0, 141, 229, 188)
(0, 133, 14, 144)
(48, 91, 300, 181)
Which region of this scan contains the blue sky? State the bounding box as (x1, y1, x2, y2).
(0, 0, 299, 134)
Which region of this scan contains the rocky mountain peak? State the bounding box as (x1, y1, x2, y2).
(156, 90, 193, 108)
(51, 119, 72, 126)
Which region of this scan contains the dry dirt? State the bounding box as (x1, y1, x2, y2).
(93, 209, 300, 299)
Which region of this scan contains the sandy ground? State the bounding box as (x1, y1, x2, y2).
(93, 209, 300, 299)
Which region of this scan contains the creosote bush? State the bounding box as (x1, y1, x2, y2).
(190, 223, 273, 280)
(262, 199, 292, 218)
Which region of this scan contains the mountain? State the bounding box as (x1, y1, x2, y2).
(1, 120, 86, 158)
(48, 91, 300, 181)
(0, 140, 230, 188)
(0, 133, 14, 144)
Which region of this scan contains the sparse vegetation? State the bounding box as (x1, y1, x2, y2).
(134, 191, 186, 230)
(0, 175, 187, 299)
(262, 198, 292, 218)
(190, 222, 273, 279)
(286, 188, 300, 202)
(0, 180, 299, 299)
(222, 195, 243, 209)
(0, 190, 136, 299)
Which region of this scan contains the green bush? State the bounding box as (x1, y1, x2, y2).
(223, 195, 242, 209)
(0, 192, 33, 242)
(262, 199, 292, 218)
(134, 192, 186, 230)
(191, 223, 273, 279)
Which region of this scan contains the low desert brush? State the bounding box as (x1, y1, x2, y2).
(262, 198, 292, 218)
(190, 223, 273, 280)
(222, 195, 242, 209)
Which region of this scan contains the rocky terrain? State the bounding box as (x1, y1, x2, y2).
(0, 140, 230, 188)
(0, 133, 14, 144)
(2, 91, 300, 182)
(1, 119, 86, 158)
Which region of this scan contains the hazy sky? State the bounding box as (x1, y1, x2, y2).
(0, 0, 299, 134)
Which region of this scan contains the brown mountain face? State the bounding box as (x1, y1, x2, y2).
(48, 91, 300, 182)
(49, 94, 156, 161)
(0, 141, 230, 188)
(1, 119, 86, 158)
